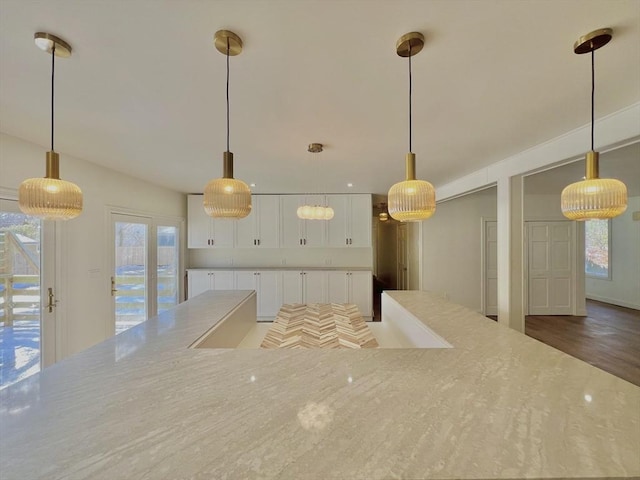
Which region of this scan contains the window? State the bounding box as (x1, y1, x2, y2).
(585, 219, 611, 279)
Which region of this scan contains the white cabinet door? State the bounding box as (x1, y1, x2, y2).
(187, 195, 211, 248)
(303, 271, 327, 303)
(280, 195, 328, 247)
(256, 271, 282, 318)
(302, 195, 326, 247)
(280, 196, 304, 248)
(256, 195, 280, 248)
(212, 271, 235, 290)
(326, 195, 349, 247)
(188, 270, 211, 298)
(349, 271, 373, 318)
(235, 208, 257, 248)
(327, 271, 349, 303)
(211, 219, 235, 248)
(349, 195, 372, 247)
(282, 271, 304, 304)
(188, 194, 235, 248)
(235, 195, 280, 248)
(234, 271, 257, 291)
(325, 195, 371, 247)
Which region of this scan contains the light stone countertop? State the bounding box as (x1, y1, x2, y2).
(1, 290, 638, 479)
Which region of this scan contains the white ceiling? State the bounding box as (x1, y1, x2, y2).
(1, 0, 639, 195)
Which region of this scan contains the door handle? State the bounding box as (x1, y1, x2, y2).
(111, 277, 118, 296)
(46, 287, 58, 313)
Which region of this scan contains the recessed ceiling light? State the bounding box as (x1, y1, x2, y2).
(250, 183, 256, 187)
(347, 183, 353, 188)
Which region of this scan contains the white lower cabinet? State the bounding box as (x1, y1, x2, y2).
(235, 270, 282, 319)
(189, 268, 371, 320)
(327, 270, 372, 319)
(188, 270, 235, 298)
(281, 270, 327, 304)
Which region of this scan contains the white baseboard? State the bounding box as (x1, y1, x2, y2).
(586, 294, 640, 311)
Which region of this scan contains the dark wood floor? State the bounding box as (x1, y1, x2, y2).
(524, 300, 640, 387)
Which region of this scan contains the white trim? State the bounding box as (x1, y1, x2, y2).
(586, 294, 640, 311)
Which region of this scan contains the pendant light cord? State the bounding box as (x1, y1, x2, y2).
(408, 43, 412, 153)
(591, 49, 595, 152)
(226, 39, 230, 152)
(51, 45, 55, 151)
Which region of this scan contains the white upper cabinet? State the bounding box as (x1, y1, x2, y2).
(188, 193, 371, 249)
(236, 195, 280, 248)
(326, 194, 372, 247)
(280, 195, 326, 247)
(187, 195, 235, 248)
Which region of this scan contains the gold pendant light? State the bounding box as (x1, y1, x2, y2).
(561, 28, 627, 220)
(203, 30, 252, 219)
(19, 33, 82, 220)
(388, 32, 436, 222)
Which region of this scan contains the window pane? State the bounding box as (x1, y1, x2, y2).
(0, 208, 41, 388)
(115, 222, 147, 334)
(157, 226, 178, 314)
(585, 219, 609, 278)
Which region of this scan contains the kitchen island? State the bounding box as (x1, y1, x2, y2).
(1, 290, 638, 479)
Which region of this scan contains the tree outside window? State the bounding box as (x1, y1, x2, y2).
(585, 219, 611, 279)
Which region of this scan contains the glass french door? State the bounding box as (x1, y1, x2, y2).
(156, 225, 179, 314)
(0, 198, 56, 389)
(111, 213, 181, 335)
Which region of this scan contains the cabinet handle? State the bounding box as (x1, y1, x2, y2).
(304, 238, 307, 245)
(346, 238, 348, 245)
(257, 239, 260, 246)
(299, 238, 302, 245)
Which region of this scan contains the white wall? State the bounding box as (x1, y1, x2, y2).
(189, 247, 372, 269)
(0, 133, 186, 358)
(421, 187, 497, 312)
(586, 196, 640, 310)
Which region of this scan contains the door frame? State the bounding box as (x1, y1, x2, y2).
(0, 187, 61, 367)
(106, 206, 185, 336)
(480, 217, 497, 316)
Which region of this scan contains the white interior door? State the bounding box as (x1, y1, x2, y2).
(0, 198, 56, 388)
(484, 220, 498, 315)
(527, 221, 573, 315)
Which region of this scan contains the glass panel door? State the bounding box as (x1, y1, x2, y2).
(157, 225, 179, 314)
(0, 198, 54, 388)
(113, 215, 149, 335)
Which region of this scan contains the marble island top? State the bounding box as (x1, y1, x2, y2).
(1, 290, 639, 479)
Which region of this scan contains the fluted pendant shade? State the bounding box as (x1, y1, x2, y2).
(203, 151, 251, 218)
(388, 153, 436, 222)
(19, 151, 82, 220)
(561, 151, 627, 220)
